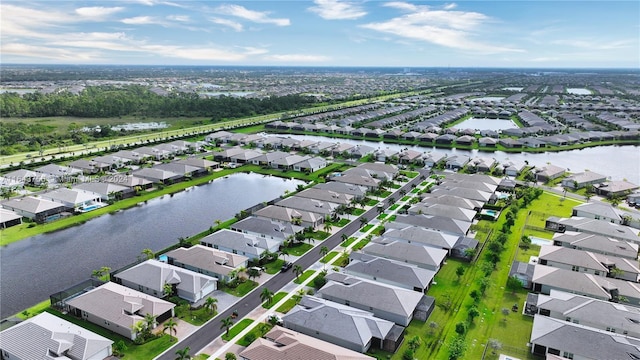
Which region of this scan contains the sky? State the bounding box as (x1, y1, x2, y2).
(1, 0, 638, 68)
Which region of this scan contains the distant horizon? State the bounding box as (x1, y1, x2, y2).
(1, 1, 638, 68)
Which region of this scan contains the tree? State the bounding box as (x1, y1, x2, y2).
(260, 288, 274, 305)
(488, 338, 503, 355)
(205, 297, 218, 314)
(323, 217, 333, 233)
(428, 321, 439, 336)
(225, 353, 237, 360)
(454, 321, 466, 336)
(320, 245, 329, 258)
(407, 335, 422, 352)
(520, 235, 532, 249)
(163, 318, 178, 340)
(175, 346, 191, 360)
(359, 217, 368, 227)
(247, 267, 260, 281)
(501, 307, 510, 322)
(141, 248, 154, 260)
(293, 264, 303, 279)
(220, 317, 234, 336)
(278, 247, 290, 261)
(455, 265, 465, 281)
(144, 313, 156, 331)
(448, 336, 466, 360)
(506, 275, 523, 295)
(402, 349, 415, 360)
(163, 282, 175, 297)
(467, 306, 480, 324)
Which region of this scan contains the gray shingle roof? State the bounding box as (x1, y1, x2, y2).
(346, 253, 435, 290)
(363, 239, 447, 269)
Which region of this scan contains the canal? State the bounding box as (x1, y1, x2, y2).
(0, 173, 304, 318)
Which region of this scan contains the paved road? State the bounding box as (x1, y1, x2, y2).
(155, 169, 427, 359)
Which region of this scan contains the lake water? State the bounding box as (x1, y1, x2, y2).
(0, 173, 303, 318)
(268, 134, 640, 184)
(567, 88, 591, 95)
(455, 118, 518, 131)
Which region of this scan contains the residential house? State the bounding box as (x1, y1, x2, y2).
(362, 239, 447, 272)
(0, 312, 113, 360)
(93, 154, 128, 169)
(349, 145, 376, 159)
(313, 182, 367, 200)
(200, 229, 280, 260)
(166, 245, 249, 283)
(399, 149, 424, 164)
(438, 178, 499, 194)
(345, 252, 435, 293)
(250, 151, 290, 167)
(230, 217, 303, 244)
(329, 174, 381, 192)
(239, 326, 375, 360)
(1, 196, 69, 222)
(100, 174, 153, 189)
(318, 273, 431, 326)
(213, 147, 246, 162)
(509, 261, 536, 288)
(66, 282, 175, 341)
(205, 131, 234, 144)
(440, 172, 501, 186)
(135, 146, 172, 160)
(420, 194, 483, 211)
(345, 163, 399, 181)
(391, 214, 471, 237)
(68, 159, 111, 174)
(502, 160, 528, 177)
(111, 150, 147, 164)
(283, 296, 402, 353)
(561, 171, 607, 189)
(423, 152, 447, 168)
(597, 181, 640, 198)
(535, 289, 640, 338)
(154, 162, 205, 178)
(293, 157, 327, 173)
(254, 205, 324, 229)
(276, 196, 341, 219)
(175, 157, 219, 171)
(229, 149, 263, 164)
(538, 245, 640, 281)
(545, 216, 640, 244)
(444, 155, 471, 170)
(2, 169, 46, 187)
(531, 265, 640, 306)
(572, 202, 622, 224)
(34, 164, 82, 183)
(552, 232, 639, 260)
(0, 208, 22, 229)
(407, 203, 477, 222)
(271, 155, 312, 170)
(529, 315, 640, 360)
(375, 148, 399, 162)
(73, 182, 134, 201)
(382, 225, 460, 254)
(132, 167, 183, 184)
(112, 259, 218, 303)
(478, 137, 497, 147)
(535, 165, 566, 182)
(295, 188, 354, 205)
(40, 188, 102, 211)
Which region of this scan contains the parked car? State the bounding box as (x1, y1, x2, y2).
(281, 262, 293, 272)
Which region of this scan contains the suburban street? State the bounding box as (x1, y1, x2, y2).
(155, 169, 427, 359)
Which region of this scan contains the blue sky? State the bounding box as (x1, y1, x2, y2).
(1, 1, 638, 68)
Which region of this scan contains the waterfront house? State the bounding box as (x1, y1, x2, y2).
(230, 217, 304, 244)
(535, 165, 566, 182)
(112, 259, 218, 303)
(276, 196, 341, 219)
(293, 157, 327, 173)
(597, 180, 640, 198)
(0, 312, 113, 360)
(66, 282, 175, 341)
(166, 245, 248, 283)
(561, 171, 606, 189)
(132, 167, 183, 184)
(0, 208, 22, 229)
(200, 229, 280, 260)
(1, 196, 69, 222)
(313, 182, 367, 200)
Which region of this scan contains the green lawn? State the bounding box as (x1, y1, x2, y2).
(263, 259, 285, 274)
(276, 297, 299, 314)
(222, 319, 254, 341)
(389, 204, 399, 211)
(349, 208, 365, 215)
(352, 238, 370, 251)
(361, 224, 374, 232)
(288, 243, 313, 256)
(330, 252, 350, 267)
(321, 251, 339, 263)
(401, 170, 420, 178)
(175, 305, 216, 326)
(221, 280, 259, 297)
(262, 292, 288, 309)
(335, 218, 350, 227)
(515, 244, 541, 263)
(340, 236, 357, 247)
(237, 323, 274, 346)
(366, 199, 379, 206)
(293, 270, 315, 284)
(308, 230, 330, 240)
(401, 196, 410, 201)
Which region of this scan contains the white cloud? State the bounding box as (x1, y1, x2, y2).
(166, 15, 190, 22)
(1, 43, 102, 61)
(443, 3, 457, 10)
(263, 54, 331, 62)
(214, 4, 290, 26)
(362, 2, 522, 54)
(75, 6, 125, 20)
(552, 38, 636, 50)
(309, 0, 367, 20)
(210, 17, 244, 32)
(121, 16, 165, 25)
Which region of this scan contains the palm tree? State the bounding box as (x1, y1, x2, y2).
(220, 317, 234, 336)
(141, 248, 154, 260)
(323, 219, 333, 233)
(359, 217, 368, 227)
(320, 246, 329, 258)
(278, 247, 290, 261)
(175, 346, 191, 360)
(163, 318, 178, 340)
(293, 265, 303, 280)
(341, 233, 348, 243)
(260, 288, 274, 305)
(205, 297, 218, 314)
(163, 282, 175, 297)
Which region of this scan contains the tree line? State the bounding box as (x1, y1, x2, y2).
(0, 85, 317, 119)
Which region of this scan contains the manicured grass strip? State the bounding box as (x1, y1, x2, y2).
(222, 319, 254, 341)
(263, 292, 288, 309)
(366, 199, 379, 206)
(330, 252, 350, 267)
(237, 323, 274, 346)
(335, 218, 350, 227)
(341, 237, 357, 247)
(352, 238, 370, 251)
(389, 204, 399, 211)
(293, 270, 315, 284)
(401, 196, 410, 201)
(222, 280, 258, 297)
(401, 170, 420, 178)
(15, 299, 50, 319)
(361, 224, 374, 232)
(321, 251, 338, 263)
(276, 298, 298, 314)
(350, 208, 365, 215)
